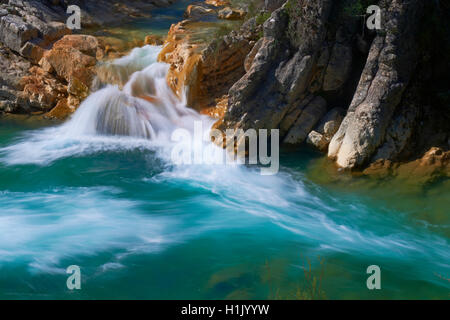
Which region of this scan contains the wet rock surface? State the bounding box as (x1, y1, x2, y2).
(0, 0, 176, 117)
(158, 1, 259, 111)
(209, 0, 448, 177)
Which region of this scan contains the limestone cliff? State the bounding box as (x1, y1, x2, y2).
(211, 0, 449, 174)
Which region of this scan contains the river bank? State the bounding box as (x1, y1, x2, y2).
(0, 0, 448, 300)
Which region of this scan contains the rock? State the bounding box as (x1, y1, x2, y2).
(306, 107, 345, 152)
(316, 107, 345, 137)
(144, 35, 164, 46)
(283, 96, 327, 144)
(41, 46, 96, 86)
(217, 1, 333, 141)
(328, 0, 425, 169)
(322, 43, 352, 91)
(18, 34, 102, 114)
(264, 0, 285, 12)
(158, 15, 260, 110)
(205, 0, 229, 6)
(20, 66, 67, 110)
(44, 97, 75, 120)
(218, 7, 246, 20)
(0, 44, 32, 112)
(19, 40, 45, 64)
(244, 38, 262, 72)
(0, 14, 38, 52)
(307, 130, 328, 151)
(22, 16, 71, 46)
(52, 35, 100, 58)
(67, 76, 89, 99)
(185, 4, 216, 20)
(0, 9, 9, 18)
(39, 55, 54, 73)
(363, 147, 449, 184)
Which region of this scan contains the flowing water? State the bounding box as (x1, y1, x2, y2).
(0, 7, 449, 300)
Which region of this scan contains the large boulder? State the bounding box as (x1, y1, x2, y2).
(328, 0, 425, 169)
(39, 35, 100, 86)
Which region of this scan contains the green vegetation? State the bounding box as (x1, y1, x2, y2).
(255, 11, 271, 25)
(263, 256, 327, 300)
(342, 0, 373, 17)
(230, 0, 265, 18)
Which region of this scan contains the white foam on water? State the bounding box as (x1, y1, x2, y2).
(0, 45, 448, 287)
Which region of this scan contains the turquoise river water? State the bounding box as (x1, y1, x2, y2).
(0, 1, 448, 299)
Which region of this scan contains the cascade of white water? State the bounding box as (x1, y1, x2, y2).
(63, 45, 204, 141)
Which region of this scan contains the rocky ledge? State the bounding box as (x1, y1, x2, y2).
(170, 0, 448, 180)
(156, 0, 262, 113)
(0, 0, 175, 118)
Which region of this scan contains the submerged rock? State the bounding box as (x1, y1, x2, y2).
(363, 147, 449, 185)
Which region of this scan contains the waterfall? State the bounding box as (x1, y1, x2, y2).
(64, 45, 204, 141)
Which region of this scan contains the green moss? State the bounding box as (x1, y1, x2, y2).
(255, 11, 271, 25)
(229, 0, 265, 18)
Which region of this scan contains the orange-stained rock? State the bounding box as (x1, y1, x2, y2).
(20, 34, 105, 115)
(205, 0, 229, 6)
(19, 41, 46, 64)
(200, 95, 228, 119)
(157, 20, 207, 110)
(52, 35, 100, 57)
(40, 46, 97, 86)
(363, 147, 449, 183)
(20, 66, 67, 110)
(44, 98, 76, 120)
(144, 35, 164, 46)
(185, 4, 216, 20)
(38, 34, 102, 89)
(158, 17, 259, 111)
(217, 7, 246, 20)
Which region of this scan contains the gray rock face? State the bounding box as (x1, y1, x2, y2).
(0, 14, 38, 52)
(283, 96, 327, 144)
(328, 0, 425, 168)
(217, 0, 335, 143)
(0, 44, 31, 112)
(323, 43, 352, 91)
(307, 130, 328, 151)
(306, 107, 344, 151)
(316, 107, 345, 137)
(265, 0, 285, 12)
